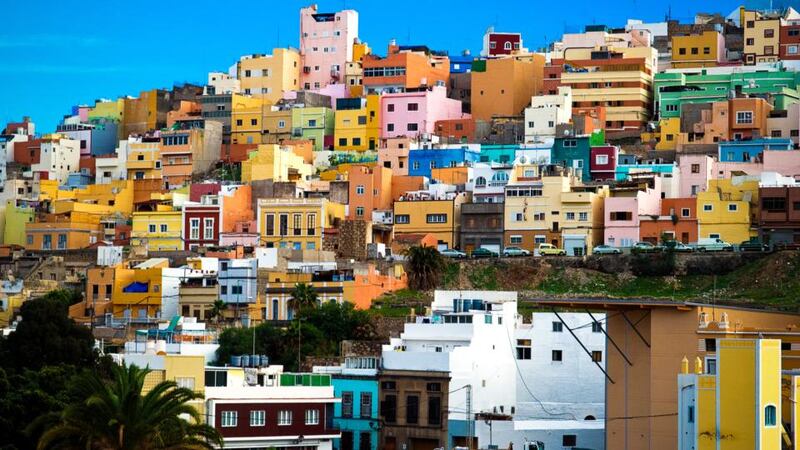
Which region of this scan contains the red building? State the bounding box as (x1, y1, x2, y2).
(190, 182, 221, 202)
(482, 31, 523, 57)
(639, 198, 698, 244)
(589, 145, 618, 181)
(434, 118, 476, 143)
(14, 138, 42, 166)
(182, 199, 221, 251)
(781, 21, 800, 60)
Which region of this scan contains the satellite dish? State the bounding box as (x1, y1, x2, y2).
(245, 368, 258, 386)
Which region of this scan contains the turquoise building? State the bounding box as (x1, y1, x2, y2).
(326, 358, 380, 450)
(552, 136, 591, 181)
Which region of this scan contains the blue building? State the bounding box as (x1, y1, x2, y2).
(60, 170, 93, 190)
(218, 258, 258, 321)
(90, 119, 119, 156)
(322, 357, 380, 450)
(551, 136, 591, 181)
(408, 147, 481, 178)
(718, 138, 794, 162)
(449, 54, 474, 74)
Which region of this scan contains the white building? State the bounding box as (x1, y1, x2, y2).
(31, 135, 79, 184)
(468, 163, 511, 203)
(206, 71, 240, 95)
(95, 140, 129, 184)
(524, 87, 573, 143)
(383, 290, 519, 444)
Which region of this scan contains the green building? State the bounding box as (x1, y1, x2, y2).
(291, 106, 334, 152)
(654, 65, 800, 119)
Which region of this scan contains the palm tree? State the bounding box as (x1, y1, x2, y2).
(287, 282, 319, 317)
(207, 299, 228, 327)
(36, 363, 223, 450)
(404, 245, 446, 291)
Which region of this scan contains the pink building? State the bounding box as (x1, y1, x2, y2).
(378, 137, 416, 176)
(679, 151, 800, 198)
(678, 154, 715, 197)
(299, 4, 358, 90)
(220, 221, 259, 247)
(380, 86, 467, 139)
(604, 177, 662, 247)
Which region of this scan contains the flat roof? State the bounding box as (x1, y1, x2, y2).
(527, 297, 800, 315)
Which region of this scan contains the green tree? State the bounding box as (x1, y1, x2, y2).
(404, 245, 446, 291)
(287, 283, 319, 316)
(0, 294, 96, 371)
(206, 299, 228, 326)
(36, 363, 222, 450)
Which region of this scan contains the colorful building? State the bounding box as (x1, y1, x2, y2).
(603, 178, 662, 248)
(347, 165, 392, 220)
(291, 106, 335, 151)
(393, 190, 468, 249)
(160, 124, 222, 190)
(380, 86, 466, 139)
(257, 198, 345, 250)
(696, 177, 759, 243)
(131, 205, 183, 252)
(126, 138, 163, 181)
(670, 30, 726, 68)
(334, 95, 380, 151)
(237, 49, 301, 102)
(639, 198, 698, 244)
(407, 145, 481, 178)
(471, 55, 545, 121)
(25, 211, 103, 251)
(231, 94, 266, 145)
(240, 144, 314, 183)
(362, 43, 450, 94)
(300, 4, 358, 90)
(742, 8, 781, 65)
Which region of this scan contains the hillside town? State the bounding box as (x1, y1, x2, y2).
(4, 3, 800, 450)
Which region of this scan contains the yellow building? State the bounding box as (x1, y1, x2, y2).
(231, 94, 267, 145)
(4, 200, 35, 246)
(641, 117, 681, 151)
(137, 354, 206, 416)
(678, 339, 782, 450)
(237, 48, 301, 103)
(504, 166, 605, 254)
(111, 258, 169, 318)
(241, 144, 314, 183)
(671, 31, 725, 68)
(257, 198, 345, 250)
(127, 140, 163, 181)
(261, 271, 347, 321)
(742, 8, 781, 65)
(262, 108, 293, 144)
(334, 94, 380, 151)
(559, 46, 657, 131)
(131, 206, 183, 251)
(697, 178, 758, 243)
(392, 191, 469, 249)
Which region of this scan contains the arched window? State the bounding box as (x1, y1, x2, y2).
(765, 405, 777, 426)
(272, 299, 279, 320)
(504, 42, 512, 50)
(584, 415, 596, 421)
(475, 176, 487, 187)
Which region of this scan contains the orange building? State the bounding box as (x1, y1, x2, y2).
(430, 167, 469, 185)
(390, 175, 427, 201)
(347, 165, 393, 220)
(572, 106, 607, 133)
(344, 263, 407, 310)
(362, 44, 450, 93)
(728, 97, 772, 140)
(434, 117, 476, 143)
(25, 211, 103, 251)
(166, 101, 202, 127)
(160, 126, 221, 190)
(70, 266, 116, 323)
(639, 198, 698, 244)
(221, 185, 254, 233)
(471, 55, 545, 121)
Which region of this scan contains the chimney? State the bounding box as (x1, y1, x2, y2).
(388, 39, 399, 55)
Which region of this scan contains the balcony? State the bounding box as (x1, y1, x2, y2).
(127, 160, 159, 170)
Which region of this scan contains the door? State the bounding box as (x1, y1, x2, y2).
(679, 385, 696, 450)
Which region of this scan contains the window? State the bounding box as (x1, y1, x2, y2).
(762, 198, 786, 211)
(250, 410, 265, 427)
(681, 208, 691, 218)
(356, 184, 365, 195)
(428, 396, 441, 426)
(595, 154, 608, 165)
(342, 392, 353, 417)
(563, 139, 577, 148)
(357, 116, 367, 125)
(772, 130, 782, 138)
(266, 214, 275, 236)
(407, 103, 419, 111)
(790, 45, 799, 55)
(381, 394, 397, 423)
(678, 48, 686, 55)
(552, 350, 563, 362)
(149, 224, 156, 233)
(665, 104, 679, 112)
(609, 211, 632, 221)
(387, 123, 395, 132)
(339, 138, 348, 147)
(39, 234, 49, 250)
(356, 207, 364, 217)
(728, 204, 738, 212)
(510, 235, 522, 244)
(395, 215, 410, 224)
(514, 212, 525, 222)
(278, 410, 292, 426)
(705, 357, 717, 375)
(278, 120, 285, 128)
(204, 218, 214, 239)
(307, 214, 316, 235)
(475, 176, 486, 187)
(691, 47, 698, 55)
(552, 321, 563, 332)
(221, 411, 238, 427)
(176, 377, 195, 390)
(765, 45, 775, 55)
(305, 409, 319, 425)
(765, 29, 775, 38)
(579, 212, 588, 221)
(736, 111, 753, 124)
(746, 38, 755, 46)
(160, 224, 168, 233)
(407, 123, 418, 132)
(504, 41, 512, 50)
(592, 321, 603, 333)
(516, 339, 532, 359)
(427, 214, 447, 223)
(765, 405, 777, 427)
(565, 212, 575, 220)
(562, 435, 577, 447)
(387, 104, 395, 112)
(357, 392, 373, 418)
(703, 47, 710, 55)
(591, 351, 603, 362)
(231, 285, 243, 295)
(703, 204, 713, 212)
(691, 164, 700, 174)
(705, 338, 717, 352)
(57, 234, 67, 250)
(406, 395, 419, 424)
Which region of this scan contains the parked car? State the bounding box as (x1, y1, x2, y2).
(439, 248, 467, 259)
(631, 241, 663, 254)
(696, 238, 734, 252)
(471, 247, 499, 258)
(663, 240, 694, 253)
(592, 245, 622, 255)
(739, 239, 770, 252)
(502, 246, 531, 257)
(538, 243, 567, 256)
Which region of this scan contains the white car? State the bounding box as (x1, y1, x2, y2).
(439, 248, 467, 259)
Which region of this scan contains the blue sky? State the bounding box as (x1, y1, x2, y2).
(0, 0, 755, 132)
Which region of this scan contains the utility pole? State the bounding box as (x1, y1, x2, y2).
(466, 384, 473, 449)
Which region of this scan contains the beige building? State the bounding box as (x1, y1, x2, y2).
(237, 49, 301, 103)
(471, 55, 545, 121)
(742, 8, 781, 64)
(262, 108, 294, 144)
